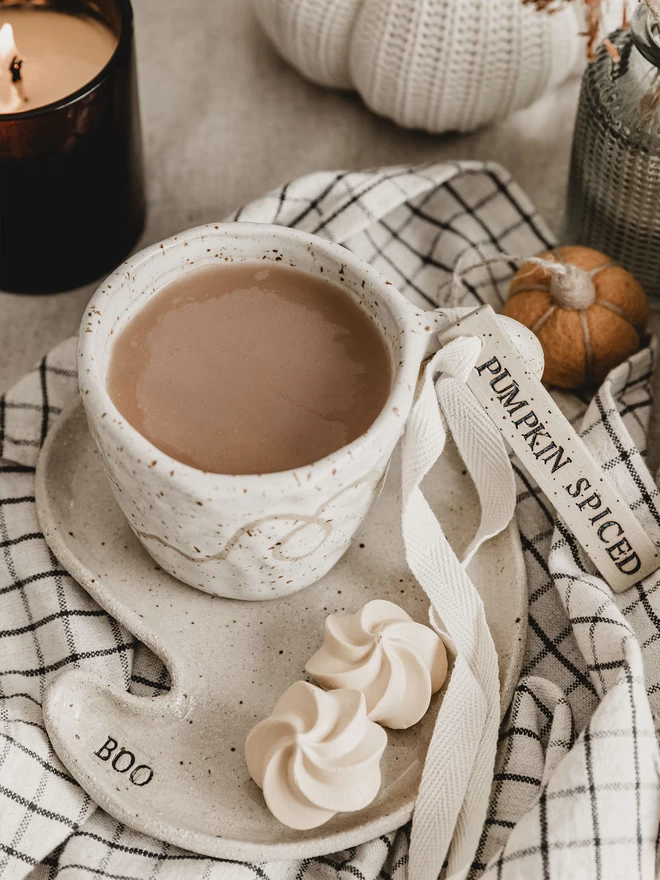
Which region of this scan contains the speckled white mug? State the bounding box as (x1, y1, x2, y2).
(79, 223, 538, 600)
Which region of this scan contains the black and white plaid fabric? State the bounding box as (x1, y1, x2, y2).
(2, 162, 659, 879)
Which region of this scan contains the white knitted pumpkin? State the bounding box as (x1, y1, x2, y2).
(251, 0, 625, 133)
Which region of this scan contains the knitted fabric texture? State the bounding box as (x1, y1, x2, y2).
(252, 0, 586, 133)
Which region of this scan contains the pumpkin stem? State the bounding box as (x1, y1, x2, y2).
(549, 263, 597, 309)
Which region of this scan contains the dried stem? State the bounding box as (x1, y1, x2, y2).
(647, 0, 660, 26)
(523, 0, 603, 57)
(523, 0, 566, 10)
(525, 0, 660, 57)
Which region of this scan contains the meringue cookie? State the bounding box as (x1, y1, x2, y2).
(245, 681, 387, 830)
(306, 600, 447, 729)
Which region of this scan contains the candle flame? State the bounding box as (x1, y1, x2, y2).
(0, 23, 18, 63)
(0, 23, 22, 112)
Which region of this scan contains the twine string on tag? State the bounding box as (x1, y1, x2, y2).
(442, 250, 570, 308)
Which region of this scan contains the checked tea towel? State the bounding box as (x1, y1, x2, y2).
(1, 161, 660, 879)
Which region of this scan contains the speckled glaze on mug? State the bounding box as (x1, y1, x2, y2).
(79, 223, 538, 600)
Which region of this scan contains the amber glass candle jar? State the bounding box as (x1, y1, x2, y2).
(0, 0, 145, 294)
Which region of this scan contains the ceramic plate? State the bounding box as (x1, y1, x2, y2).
(37, 400, 527, 861)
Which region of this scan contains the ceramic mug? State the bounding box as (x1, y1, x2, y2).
(79, 223, 540, 600)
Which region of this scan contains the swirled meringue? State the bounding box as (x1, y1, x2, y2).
(244, 681, 387, 830)
(306, 600, 447, 729)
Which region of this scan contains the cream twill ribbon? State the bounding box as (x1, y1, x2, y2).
(402, 336, 517, 880)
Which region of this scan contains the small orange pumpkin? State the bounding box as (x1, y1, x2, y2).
(503, 246, 649, 390)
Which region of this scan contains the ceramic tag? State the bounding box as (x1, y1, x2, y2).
(439, 305, 660, 593)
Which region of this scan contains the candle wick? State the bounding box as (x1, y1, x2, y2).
(10, 55, 22, 83)
(9, 56, 27, 103)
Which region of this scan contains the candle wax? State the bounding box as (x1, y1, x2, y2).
(0, 8, 117, 114)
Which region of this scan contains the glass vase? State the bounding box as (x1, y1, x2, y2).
(565, 3, 660, 300)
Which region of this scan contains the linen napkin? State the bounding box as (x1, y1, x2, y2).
(1, 161, 659, 880)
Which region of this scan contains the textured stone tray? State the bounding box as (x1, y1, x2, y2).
(36, 400, 527, 861)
